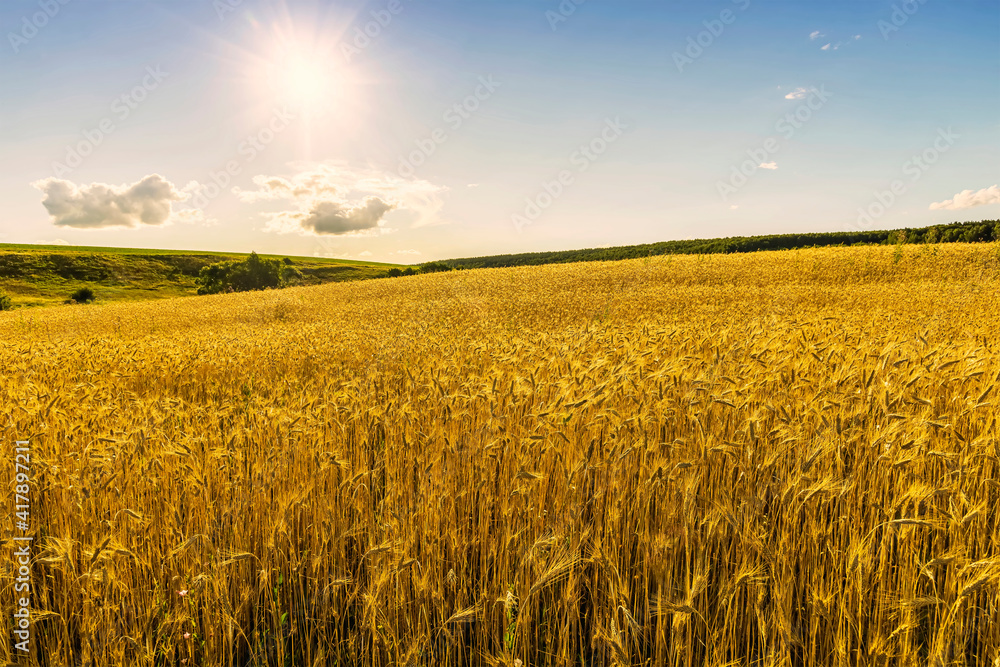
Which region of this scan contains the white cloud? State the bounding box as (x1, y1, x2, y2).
(231, 174, 339, 203)
(393, 249, 422, 255)
(785, 87, 810, 100)
(814, 34, 855, 50)
(31, 174, 187, 229)
(929, 185, 1000, 211)
(35, 238, 69, 245)
(467, 184, 480, 188)
(759, 162, 778, 170)
(730, 205, 739, 210)
(284, 197, 396, 236)
(235, 162, 449, 236)
(358, 250, 373, 257)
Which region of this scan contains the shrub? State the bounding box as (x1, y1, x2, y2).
(281, 266, 304, 284)
(70, 287, 95, 304)
(0, 292, 12, 311)
(386, 268, 404, 278)
(197, 252, 285, 295)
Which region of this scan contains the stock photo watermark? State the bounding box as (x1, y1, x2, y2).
(673, 0, 751, 73)
(12, 440, 33, 653)
(49, 66, 169, 178)
(7, 0, 72, 54)
(717, 86, 833, 202)
(878, 0, 930, 40)
(854, 127, 958, 230)
(513, 117, 627, 233)
(398, 75, 501, 178)
(186, 107, 296, 209)
(546, 0, 587, 31)
(213, 0, 244, 21)
(341, 0, 414, 61)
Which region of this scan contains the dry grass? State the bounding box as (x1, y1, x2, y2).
(1, 243, 998, 666)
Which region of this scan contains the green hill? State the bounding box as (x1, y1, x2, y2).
(0, 244, 405, 308)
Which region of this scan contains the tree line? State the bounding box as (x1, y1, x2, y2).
(442, 219, 1000, 270)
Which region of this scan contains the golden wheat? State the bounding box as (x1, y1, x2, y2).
(0, 243, 998, 666)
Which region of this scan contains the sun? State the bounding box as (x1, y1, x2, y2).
(286, 57, 325, 100)
(266, 49, 341, 110)
(230, 16, 368, 153)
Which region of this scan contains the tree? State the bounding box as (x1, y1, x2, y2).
(196, 252, 285, 295)
(0, 292, 12, 311)
(419, 261, 453, 274)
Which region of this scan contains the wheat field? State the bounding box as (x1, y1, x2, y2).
(1, 243, 999, 667)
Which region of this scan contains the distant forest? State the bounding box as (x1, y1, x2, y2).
(444, 220, 1000, 270)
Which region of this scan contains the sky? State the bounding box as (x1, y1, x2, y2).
(1, 0, 998, 263)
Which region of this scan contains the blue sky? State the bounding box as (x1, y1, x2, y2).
(1, 0, 997, 262)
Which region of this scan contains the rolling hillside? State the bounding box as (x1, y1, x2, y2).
(5, 218, 998, 309)
(0, 244, 405, 308)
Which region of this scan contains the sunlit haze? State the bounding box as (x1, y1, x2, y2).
(1, 0, 997, 262)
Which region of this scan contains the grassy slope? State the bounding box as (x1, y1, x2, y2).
(0, 244, 407, 308)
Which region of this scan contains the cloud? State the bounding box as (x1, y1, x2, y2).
(35, 238, 69, 245)
(730, 205, 739, 210)
(814, 33, 856, 50)
(32, 174, 186, 229)
(394, 249, 421, 255)
(929, 185, 1000, 211)
(821, 39, 851, 51)
(785, 87, 810, 100)
(236, 162, 449, 236)
(358, 250, 373, 257)
(759, 162, 778, 170)
(289, 197, 396, 236)
(232, 174, 339, 203)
